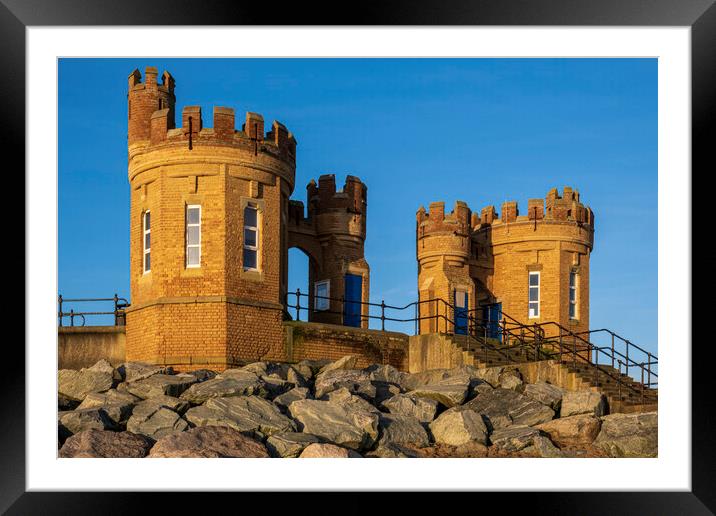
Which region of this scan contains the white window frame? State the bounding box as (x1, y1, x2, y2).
(186, 204, 201, 268)
(243, 203, 260, 271)
(142, 210, 151, 274)
(314, 280, 330, 311)
(528, 271, 540, 319)
(569, 271, 578, 319)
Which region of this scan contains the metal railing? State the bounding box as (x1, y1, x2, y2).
(284, 288, 657, 401)
(57, 294, 129, 327)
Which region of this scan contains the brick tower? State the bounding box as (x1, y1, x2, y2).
(287, 174, 370, 328)
(416, 188, 595, 336)
(124, 66, 297, 371)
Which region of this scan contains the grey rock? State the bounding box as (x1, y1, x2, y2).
(406, 376, 470, 408)
(364, 364, 408, 388)
(321, 387, 380, 414)
(314, 369, 376, 399)
(133, 394, 190, 415)
(373, 382, 402, 406)
(126, 404, 188, 440)
(265, 432, 322, 458)
(299, 443, 362, 458)
(429, 407, 488, 446)
(184, 369, 217, 383)
(523, 382, 564, 412)
(273, 387, 312, 411)
(289, 399, 379, 451)
(116, 362, 170, 383)
(240, 362, 268, 376)
(318, 355, 359, 375)
(59, 429, 154, 458)
(59, 408, 118, 435)
(474, 366, 504, 388)
(365, 442, 421, 458)
(86, 359, 115, 376)
(149, 426, 270, 457)
(58, 368, 114, 402)
(498, 371, 524, 392)
(179, 375, 267, 405)
(186, 396, 297, 438)
(463, 388, 555, 430)
(593, 412, 657, 457)
(286, 366, 309, 388)
(76, 390, 141, 426)
(490, 425, 543, 451)
(125, 374, 197, 399)
(561, 390, 608, 417)
(526, 435, 565, 458)
(378, 413, 430, 448)
(260, 374, 292, 398)
(58, 394, 80, 411)
(535, 414, 601, 448)
(382, 394, 439, 423)
(295, 359, 330, 379)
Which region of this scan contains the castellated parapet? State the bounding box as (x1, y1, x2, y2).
(416, 188, 595, 336)
(125, 67, 300, 371)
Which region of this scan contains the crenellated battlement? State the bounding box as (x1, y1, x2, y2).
(129, 67, 296, 165)
(416, 200, 471, 237)
(473, 186, 594, 229)
(306, 174, 367, 218)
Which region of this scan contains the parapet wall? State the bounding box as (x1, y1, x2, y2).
(58, 326, 126, 370)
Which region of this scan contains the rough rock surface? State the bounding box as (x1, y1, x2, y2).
(314, 369, 376, 399)
(523, 382, 564, 412)
(76, 390, 141, 426)
(561, 390, 608, 417)
(59, 429, 154, 458)
(289, 399, 379, 451)
(593, 412, 657, 457)
(273, 387, 312, 411)
(365, 364, 408, 389)
(321, 387, 381, 414)
(58, 368, 114, 401)
(201, 396, 297, 437)
(318, 355, 359, 375)
(116, 362, 170, 383)
(377, 413, 430, 448)
(407, 377, 470, 408)
(463, 388, 555, 430)
(366, 442, 421, 458)
(535, 414, 601, 448)
(382, 394, 439, 423)
(490, 425, 543, 452)
(59, 408, 118, 435)
(149, 426, 270, 458)
(132, 395, 190, 415)
(126, 404, 188, 439)
(265, 432, 322, 458)
(299, 443, 362, 458)
(179, 375, 266, 405)
(125, 374, 197, 399)
(429, 407, 488, 446)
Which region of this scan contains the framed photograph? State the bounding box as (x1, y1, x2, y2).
(8, 0, 713, 511)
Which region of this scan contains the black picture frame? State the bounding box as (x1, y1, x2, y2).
(6, 0, 713, 512)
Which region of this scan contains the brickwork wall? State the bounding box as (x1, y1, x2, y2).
(284, 321, 409, 371)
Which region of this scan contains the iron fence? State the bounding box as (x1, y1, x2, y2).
(57, 294, 129, 327)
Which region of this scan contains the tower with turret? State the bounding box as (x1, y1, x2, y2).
(125, 66, 297, 371)
(416, 188, 594, 337)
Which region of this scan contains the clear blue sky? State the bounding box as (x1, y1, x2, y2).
(58, 58, 657, 356)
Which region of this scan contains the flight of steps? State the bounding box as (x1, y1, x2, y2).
(448, 334, 658, 414)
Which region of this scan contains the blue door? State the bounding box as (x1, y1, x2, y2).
(454, 290, 468, 335)
(343, 274, 362, 327)
(484, 302, 502, 342)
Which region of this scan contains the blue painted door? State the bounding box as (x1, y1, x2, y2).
(454, 290, 468, 335)
(343, 274, 362, 327)
(484, 302, 502, 342)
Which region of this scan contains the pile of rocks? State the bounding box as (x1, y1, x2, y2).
(57, 356, 657, 458)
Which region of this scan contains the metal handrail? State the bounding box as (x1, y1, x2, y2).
(57, 294, 129, 327)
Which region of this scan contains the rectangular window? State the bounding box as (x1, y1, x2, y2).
(314, 280, 330, 311)
(243, 203, 259, 271)
(186, 205, 201, 268)
(143, 210, 151, 273)
(528, 271, 540, 318)
(569, 271, 578, 319)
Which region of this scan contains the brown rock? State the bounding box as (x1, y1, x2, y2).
(299, 443, 362, 458)
(535, 414, 601, 448)
(59, 429, 153, 458)
(148, 426, 270, 458)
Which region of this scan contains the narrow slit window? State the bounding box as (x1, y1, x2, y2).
(569, 271, 578, 319)
(528, 271, 540, 318)
(243, 203, 259, 271)
(314, 280, 330, 311)
(186, 205, 201, 268)
(143, 210, 151, 274)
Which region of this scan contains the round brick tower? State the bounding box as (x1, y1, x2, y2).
(125, 66, 297, 371)
(471, 187, 595, 335)
(416, 200, 473, 334)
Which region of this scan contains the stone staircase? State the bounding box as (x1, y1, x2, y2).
(450, 334, 658, 414)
